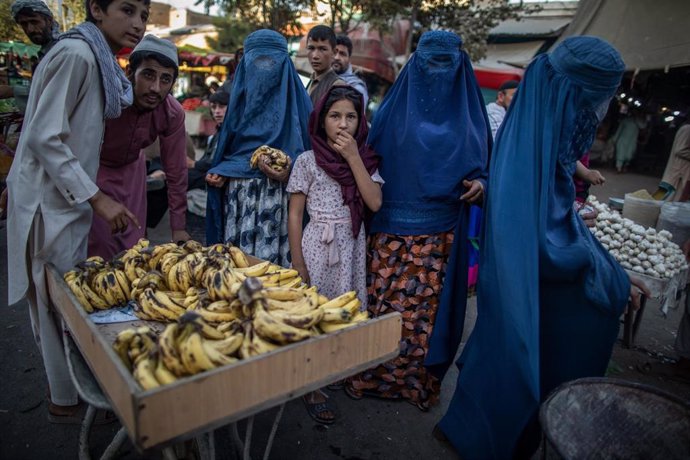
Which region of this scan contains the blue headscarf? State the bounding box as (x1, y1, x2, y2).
(368, 30, 491, 235)
(206, 29, 312, 244)
(434, 37, 630, 459)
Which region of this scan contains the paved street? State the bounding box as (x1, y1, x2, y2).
(0, 167, 688, 459)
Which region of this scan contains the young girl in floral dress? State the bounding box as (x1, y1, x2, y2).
(287, 85, 382, 424)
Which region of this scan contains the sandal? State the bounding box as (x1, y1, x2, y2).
(48, 403, 117, 426)
(302, 392, 336, 425)
(344, 385, 363, 401)
(326, 380, 344, 391)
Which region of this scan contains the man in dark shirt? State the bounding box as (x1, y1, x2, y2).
(305, 25, 344, 106)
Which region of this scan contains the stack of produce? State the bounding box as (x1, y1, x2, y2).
(588, 196, 689, 279)
(249, 145, 290, 172)
(64, 240, 370, 389)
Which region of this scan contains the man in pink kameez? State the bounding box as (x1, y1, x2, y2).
(89, 35, 189, 259)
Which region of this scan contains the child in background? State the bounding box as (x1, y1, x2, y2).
(287, 85, 382, 424)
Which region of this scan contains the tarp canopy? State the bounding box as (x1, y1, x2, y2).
(555, 0, 690, 71)
(0, 42, 40, 58)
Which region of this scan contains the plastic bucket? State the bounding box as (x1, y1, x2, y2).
(623, 193, 663, 228)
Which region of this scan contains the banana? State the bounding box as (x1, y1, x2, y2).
(319, 320, 358, 333)
(279, 276, 304, 288)
(251, 330, 281, 355)
(233, 260, 271, 277)
(124, 256, 148, 283)
(319, 291, 357, 310)
(201, 339, 238, 367)
(63, 270, 80, 283)
(203, 268, 240, 301)
(205, 300, 231, 312)
(351, 310, 370, 323)
(181, 240, 203, 254)
(205, 243, 230, 257)
(180, 330, 217, 374)
(90, 271, 115, 307)
(134, 270, 168, 291)
(113, 268, 132, 301)
(83, 273, 114, 309)
(262, 287, 305, 301)
(160, 251, 184, 278)
(321, 307, 352, 323)
(179, 311, 226, 340)
(133, 353, 161, 390)
(228, 246, 250, 268)
(158, 324, 188, 377)
(342, 297, 362, 316)
(112, 328, 137, 370)
(253, 305, 314, 344)
(167, 258, 194, 293)
(270, 306, 324, 329)
(317, 294, 330, 306)
(144, 288, 186, 321)
(148, 243, 179, 270)
(206, 332, 244, 356)
(66, 277, 94, 313)
(153, 351, 179, 385)
(133, 238, 150, 252)
(193, 306, 239, 324)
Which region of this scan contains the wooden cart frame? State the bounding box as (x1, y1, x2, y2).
(46, 265, 401, 452)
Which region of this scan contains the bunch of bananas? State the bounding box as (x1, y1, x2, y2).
(249, 145, 290, 172)
(113, 279, 370, 389)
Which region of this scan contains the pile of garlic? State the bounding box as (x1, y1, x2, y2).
(587, 196, 688, 279)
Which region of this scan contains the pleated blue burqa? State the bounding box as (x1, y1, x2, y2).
(435, 36, 631, 459)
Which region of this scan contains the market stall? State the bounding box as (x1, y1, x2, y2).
(45, 246, 401, 454)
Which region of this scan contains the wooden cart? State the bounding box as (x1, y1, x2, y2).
(46, 265, 402, 453)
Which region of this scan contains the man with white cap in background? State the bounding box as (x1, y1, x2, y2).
(88, 34, 190, 259)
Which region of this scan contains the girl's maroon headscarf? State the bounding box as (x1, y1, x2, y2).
(309, 85, 379, 238)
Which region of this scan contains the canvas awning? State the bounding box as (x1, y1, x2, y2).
(555, 0, 690, 71)
(476, 41, 546, 69)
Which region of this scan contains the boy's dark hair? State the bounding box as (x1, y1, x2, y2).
(319, 86, 363, 135)
(129, 51, 178, 80)
(307, 25, 336, 49)
(498, 80, 519, 93)
(335, 35, 353, 57)
(85, 0, 150, 23)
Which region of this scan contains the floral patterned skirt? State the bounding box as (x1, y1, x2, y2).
(347, 231, 454, 410)
(224, 177, 289, 267)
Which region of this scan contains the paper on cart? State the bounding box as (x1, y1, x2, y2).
(89, 303, 138, 324)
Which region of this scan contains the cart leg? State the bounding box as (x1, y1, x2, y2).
(195, 431, 216, 460)
(631, 295, 647, 343)
(162, 446, 178, 460)
(100, 427, 128, 460)
(623, 302, 633, 349)
(243, 416, 254, 460)
(78, 404, 96, 460)
(262, 404, 285, 460)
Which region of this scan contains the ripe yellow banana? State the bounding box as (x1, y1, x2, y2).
(179, 311, 226, 340)
(319, 320, 358, 333)
(181, 240, 203, 254)
(66, 277, 94, 313)
(133, 353, 161, 390)
(342, 297, 362, 316)
(319, 291, 357, 310)
(158, 323, 188, 377)
(133, 238, 150, 252)
(148, 243, 180, 270)
(250, 329, 280, 355)
(262, 287, 305, 301)
(279, 276, 304, 288)
(253, 305, 314, 345)
(180, 330, 217, 374)
(206, 332, 243, 356)
(201, 339, 237, 367)
(77, 273, 109, 310)
(153, 352, 179, 385)
(113, 268, 132, 301)
(270, 306, 324, 329)
(90, 272, 118, 308)
(228, 246, 250, 268)
(160, 251, 184, 278)
(112, 328, 137, 370)
(233, 260, 271, 277)
(138, 288, 180, 322)
(321, 307, 352, 323)
(193, 306, 239, 324)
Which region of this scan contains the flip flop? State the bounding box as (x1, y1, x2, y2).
(344, 385, 363, 401)
(302, 394, 336, 425)
(48, 403, 117, 426)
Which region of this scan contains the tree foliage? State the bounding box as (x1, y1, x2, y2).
(0, 0, 28, 42)
(206, 16, 255, 53)
(49, 0, 86, 32)
(196, 0, 314, 34)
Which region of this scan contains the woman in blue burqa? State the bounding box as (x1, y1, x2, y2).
(345, 30, 490, 411)
(206, 29, 312, 265)
(428, 36, 649, 459)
